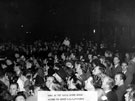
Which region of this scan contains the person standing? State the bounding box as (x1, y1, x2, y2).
(102, 76, 118, 101)
(111, 56, 122, 78)
(125, 53, 135, 86)
(114, 72, 126, 101)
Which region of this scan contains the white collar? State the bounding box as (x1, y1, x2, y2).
(105, 89, 111, 94)
(115, 64, 119, 68)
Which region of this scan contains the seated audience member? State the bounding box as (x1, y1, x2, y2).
(67, 75, 83, 91)
(92, 63, 107, 88)
(87, 53, 93, 63)
(102, 76, 118, 101)
(111, 56, 122, 78)
(124, 53, 130, 63)
(121, 61, 130, 87)
(6, 58, 14, 69)
(114, 72, 126, 101)
(5, 69, 18, 84)
(17, 71, 32, 98)
(91, 59, 101, 68)
(75, 61, 91, 82)
(9, 83, 19, 99)
(63, 37, 70, 47)
(121, 61, 128, 75)
(45, 76, 61, 91)
(17, 72, 27, 92)
(0, 69, 9, 90)
(23, 70, 33, 93)
(0, 69, 12, 101)
(13, 64, 22, 77)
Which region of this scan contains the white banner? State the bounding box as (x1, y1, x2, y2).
(38, 91, 97, 101)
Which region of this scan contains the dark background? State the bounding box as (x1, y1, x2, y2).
(0, 0, 135, 50)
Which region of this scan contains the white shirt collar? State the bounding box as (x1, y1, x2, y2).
(105, 89, 111, 94)
(115, 64, 119, 68)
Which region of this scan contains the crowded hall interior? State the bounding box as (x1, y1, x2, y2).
(0, 0, 135, 101)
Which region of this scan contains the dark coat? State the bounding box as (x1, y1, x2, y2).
(106, 90, 118, 101)
(125, 61, 135, 86)
(115, 84, 126, 101)
(111, 64, 122, 78)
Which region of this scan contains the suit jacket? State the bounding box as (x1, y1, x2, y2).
(106, 90, 118, 101)
(111, 64, 122, 78)
(125, 60, 135, 86)
(115, 84, 126, 101)
(124, 71, 130, 87)
(106, 66, 113, 78)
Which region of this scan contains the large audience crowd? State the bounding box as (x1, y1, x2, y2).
(0, 37, 135, 101)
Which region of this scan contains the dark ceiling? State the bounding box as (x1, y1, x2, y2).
(0, 0, 135, 44)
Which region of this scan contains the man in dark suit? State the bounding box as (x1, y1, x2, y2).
(102, 76, 118, 101)
(125, 53, 135, 86)
(114, 72, 126, 101)
(0, 69, 12, 101)
(121, 62, 128, 75)
(121, 62, 129, 87)
(111, 56, 122, 78)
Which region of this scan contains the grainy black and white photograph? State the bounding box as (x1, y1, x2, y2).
(0, 0, 135, 101)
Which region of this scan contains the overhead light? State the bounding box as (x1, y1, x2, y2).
(93, 29, 96, 33)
